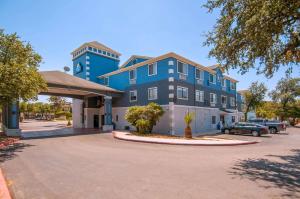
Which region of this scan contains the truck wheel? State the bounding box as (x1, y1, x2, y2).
(269, 127, 277, 134)
(252, 130, 260, 137)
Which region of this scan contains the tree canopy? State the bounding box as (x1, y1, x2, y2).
(204, 0, 300, 77)
(0, 30, 47, 105)
(242, 81, 267, 121)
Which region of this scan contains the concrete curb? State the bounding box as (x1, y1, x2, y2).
(0, 169, 12, 199)
(113, 131, 259, 146)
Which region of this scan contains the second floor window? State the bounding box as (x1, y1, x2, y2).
(103, 77, 109, 86)
(221, 95, 227, 105)
(210, 93, 217, 104)
(221, 78, 226, 87)
(231, 82, 236, 90)
(230, 97, 235, 106)
(177, 61, 188, 75)
(195, 90, 204, 102)
(209, 74, 216, 84)
(177, 86, 188, 100)
(195, 69, 204, 80)
(129, 90, 137, 102)
(148, 87, 158, 100)
(129, 69, 136, 80)
(148, 63, 157, 76)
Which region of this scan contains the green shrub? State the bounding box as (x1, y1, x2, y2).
(125, 103, 164, 134)
(135, 119, 151, 134)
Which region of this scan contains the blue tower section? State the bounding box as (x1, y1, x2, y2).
(71, 41, 121, 83)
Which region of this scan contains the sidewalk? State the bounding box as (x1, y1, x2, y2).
(113, 131, 259, 146)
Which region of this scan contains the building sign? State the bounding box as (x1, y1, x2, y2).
(75, 62, 83, 73)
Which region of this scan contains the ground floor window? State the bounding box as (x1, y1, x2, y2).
(212, 116, 216, 124)
(129, 90, 137, 102)
(195, 90, 204, 102)
(148, 87, 158, 100)
(177, 86, 188, 100)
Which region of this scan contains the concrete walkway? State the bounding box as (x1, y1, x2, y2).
(113, 131, 259, 146)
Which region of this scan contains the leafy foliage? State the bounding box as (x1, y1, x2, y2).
(204, 0, 300, 77)
(242, 82, 267, 121)
(256, 101, 278, 119)
(0, 30, 47, 105)
(125, 103, 164, 134)
(184, 112, 195, 127)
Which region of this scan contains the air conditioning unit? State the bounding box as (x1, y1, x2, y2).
(196, 79, 203, 85)
(129, 79, 136, 85)
(179, 73, 187, 80)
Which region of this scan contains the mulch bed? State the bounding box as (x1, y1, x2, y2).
(0, 133, 19, 150)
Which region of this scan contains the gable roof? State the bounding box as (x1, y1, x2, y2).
(120, 55, 153, 68)
(99, 52, 238, 82)
(71, 41, 121, 56)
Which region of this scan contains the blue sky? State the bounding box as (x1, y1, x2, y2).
(0, 0, 297, 102)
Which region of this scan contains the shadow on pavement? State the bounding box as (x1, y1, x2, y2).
(229, 149, 300, 198)
(0, 142, 34, 163)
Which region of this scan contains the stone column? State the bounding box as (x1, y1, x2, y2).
(102, 96, 113, 131)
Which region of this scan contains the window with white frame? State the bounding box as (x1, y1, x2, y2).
(177, 61, 188, 75)
(209, 74, 216, 84)
(210, 93, 217, 104)
(148, 62, 157, 76)
(177, 86, 188, 100)
(129, 90, 137, 102)
(230, 82, 236, 90)
(103, 77, 109, 86)
(148, 87, 158, 100)
(195, 69, 204, 80)
(230, 97, 235, 106)
(221, 95, 227, 105)
(129, 69, 136, 80)
(195, 90, 204, 102)
(221, 78, 226, 87)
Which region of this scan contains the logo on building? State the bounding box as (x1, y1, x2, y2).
(75, 62, 83, 73)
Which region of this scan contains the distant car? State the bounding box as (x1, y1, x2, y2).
(222, 122, 269, 137)
(248, 119, 286, 134)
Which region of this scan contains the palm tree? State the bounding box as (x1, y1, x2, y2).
(184, 112, 194, 139)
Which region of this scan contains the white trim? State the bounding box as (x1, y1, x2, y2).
(195, 68, 204, 80)
(177, 86, 188, 100)
(148, 87, 158, 100)
(210, 93, 217, 104)
(169, 93, 174, 98)
(173, 104, 220, 110)
(209, 74, 216, 84)
(195, 90, 204, 102)
(148, 62, 157, 76)
(129, 90, 137, 102)
(169, 85, 174, 90)
(129, 69, 136, 80)
(177, 60, 188, 75)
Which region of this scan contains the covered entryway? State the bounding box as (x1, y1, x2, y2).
(1, 71, 122, 137)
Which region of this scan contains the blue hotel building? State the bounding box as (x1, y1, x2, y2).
(71, 41, 243, 135)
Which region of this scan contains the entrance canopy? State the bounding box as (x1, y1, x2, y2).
(39, 71, 122, 99)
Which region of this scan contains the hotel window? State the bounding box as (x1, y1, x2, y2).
(195, 69, 204, 80)
(148, 62, 157, 76)
(103, 77, 109, 86)
(209, 74, 216, 84)
(88, 47, 92, 51)
(230, 97, 235, 106)
(107, 52, 111, 56)
(148, 87, 158, 100)
(177, 87, 188, 100)
(212, 116, 216, 124)
(221, 95, 227, 105)
(221, 78, 226, 87)
(93, 48, 97, 52)
(195, 90, 204, 102)
(129, 90, 137, 102)
(129, 69, 136, 80)
(98, 49, 102, 54)
(177, 61, 188, 75)
(111, 54, 115, 58)
(103, 51, 107, 55)
(230, 82, 236, 90)
(210, 93, 217, 104)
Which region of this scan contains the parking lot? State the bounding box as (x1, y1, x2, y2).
(0, 124, 299, 199)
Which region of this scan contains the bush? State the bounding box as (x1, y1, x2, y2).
(135, 119, 151, 134)
(125, 103, 164, 134)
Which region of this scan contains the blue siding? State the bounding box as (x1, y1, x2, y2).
(124, 57, 150, 68)
(73, 53, 87, 79)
